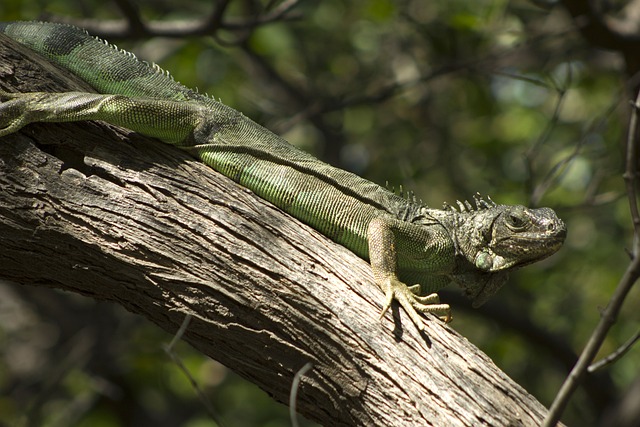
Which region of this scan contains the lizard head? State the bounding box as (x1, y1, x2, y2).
(446, 195, 566, 306)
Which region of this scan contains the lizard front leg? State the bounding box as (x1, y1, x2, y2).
(368, 216, 452, 331)
(0, 91, 203, 144)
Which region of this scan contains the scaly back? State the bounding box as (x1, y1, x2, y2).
(0, 21, 422, 257)
(0, 21, 201, 102)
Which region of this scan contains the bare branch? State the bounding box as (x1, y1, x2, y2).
(543, 88, 640, 427)
(588, 329, 640, 373)
(51, 0, 302, 40)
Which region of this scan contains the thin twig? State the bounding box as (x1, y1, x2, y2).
(626, 99, 640, 242)
(289, 362, 313, 427)
(543, 90, 640, 426)
(59, 0, 301, 40)
(588, 329, 640, 372)
(163, 314, 226, 427)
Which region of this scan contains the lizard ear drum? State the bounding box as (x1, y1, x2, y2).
(474, 251, 494, 271)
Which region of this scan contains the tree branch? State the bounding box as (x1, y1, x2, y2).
(48, 0, 302, 41)
(0, 34, 560, 426)
(543, 87, 640, 427)
(561, 0, 640, 78)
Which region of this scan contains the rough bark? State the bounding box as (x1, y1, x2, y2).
(0, 35, 561, 426)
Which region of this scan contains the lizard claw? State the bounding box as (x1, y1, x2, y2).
(378, 277, 452, 331)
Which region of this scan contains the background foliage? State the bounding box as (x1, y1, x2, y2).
(0, 0, 638, 426)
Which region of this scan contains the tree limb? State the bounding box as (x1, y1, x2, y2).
(543, 85, 640, 427)
(0, 34, 560, 427)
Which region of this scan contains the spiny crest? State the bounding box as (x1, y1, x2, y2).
(93, 32, 178, 82)
(443, 193, 496, 213)
(91, 31, 218, 102)
(385, 182, 424, 205)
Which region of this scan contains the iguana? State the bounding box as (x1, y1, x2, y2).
(0, 21, 566, 331)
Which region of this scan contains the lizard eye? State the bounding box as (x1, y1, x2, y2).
(505, 213, 528, 231)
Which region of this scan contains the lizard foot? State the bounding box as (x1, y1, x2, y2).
(378, 278, 451, 331)
(0, 92, 39, 137)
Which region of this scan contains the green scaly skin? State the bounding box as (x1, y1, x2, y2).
(0, 21, 567, 331)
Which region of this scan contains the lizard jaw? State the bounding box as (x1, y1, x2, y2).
(457, 271, 510, 308)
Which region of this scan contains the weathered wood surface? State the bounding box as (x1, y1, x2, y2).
(0, 34, 560, 426)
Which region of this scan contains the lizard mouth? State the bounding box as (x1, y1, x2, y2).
(493, 233, 566, 269)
